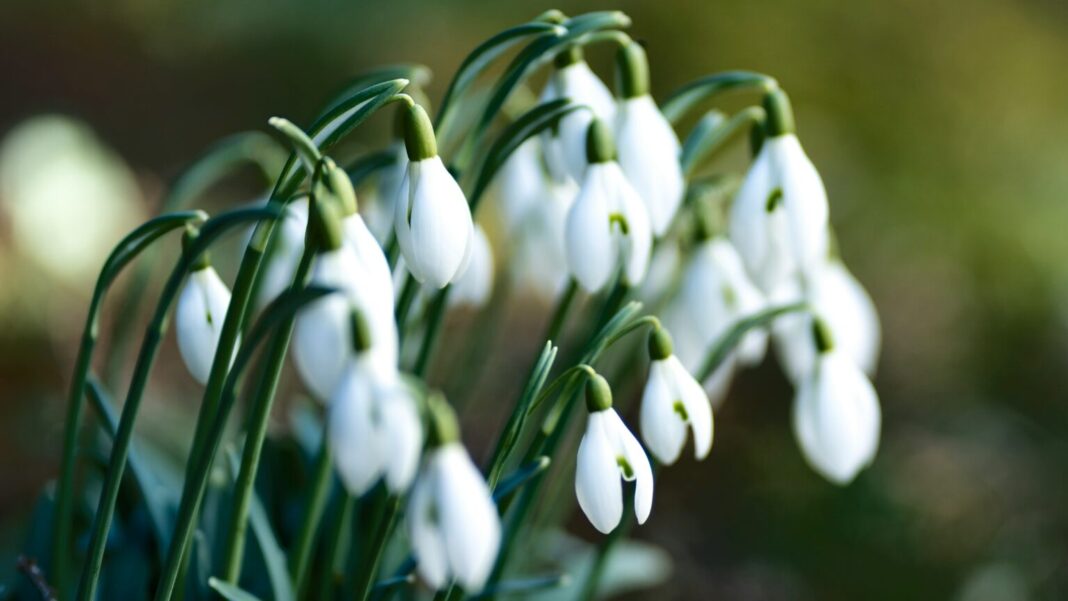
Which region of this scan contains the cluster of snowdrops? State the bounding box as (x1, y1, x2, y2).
(42, 9, 882, 601)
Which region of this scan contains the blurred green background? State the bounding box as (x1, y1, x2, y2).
(2, 0, 1068, 599)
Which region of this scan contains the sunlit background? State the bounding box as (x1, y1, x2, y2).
(2, 1, 1068, 599)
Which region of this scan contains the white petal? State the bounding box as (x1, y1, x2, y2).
(576, 412, 624, 533)
(408, 467, 449, 589)
(767, 134, 829, 280)
(293, 250, 354, 401)
(668, 356, 714, 460)
(603, 409, 654, 525)
(363, 142, 406, 243)
(609, 163, 653, 286)
(565, 166, 615, 292)
(407, 157, 474, 289)
(449, 223, 493, 308)
(328, 361, 384, 495)
(728, 145, 774, 286)
(550, 62, 616, 182)
(614, 96, 684, 237)
(819, 261, 881, 375)
(380, 389, 423, 493)
(490, 137, 545, 231)
(256, 197, 308, 309)
(639, 360, 687, 465)
(176, 267, 233, 385)
(434, 444, 501, 592)
(392, 162, 419, 281)
(344, 212, 395, 310)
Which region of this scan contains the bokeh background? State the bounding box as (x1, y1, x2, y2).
(2, 1, 1068, 599)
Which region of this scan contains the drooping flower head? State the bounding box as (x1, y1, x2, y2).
(576, 371, 654, 534)
(792, 318, 881, 484)
(640, 327, 714, 465)
(564, 119, 652, 292)
(408, 395, 501, 592)
(175, 226, 234, 385)
(394, 103, 475, 289)
(613, 41, 684, 237)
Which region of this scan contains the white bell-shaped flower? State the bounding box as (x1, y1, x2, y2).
(394, 104, 474, 289)
(540, 47, 616, 183)
(449, 224, 494, 309)
(661, 297, 739, 406)
(490, 137, 546, 234)
(613, 42, 684, 237)
(511, 174, 577, 298)
(329, 315, 422, 495)
(576, 373, 654, 534)
(728, 89, 829, 292)
(640, 328, 714, 465)
(294, 196, 397, 402)
(772, 259, 880, 383)
(793, 319, 881, 484)
(409, 398, 500, 592)
(256, 196, 309, 310)
(176, 262, 234, 385)
(565, 120, 652, 292)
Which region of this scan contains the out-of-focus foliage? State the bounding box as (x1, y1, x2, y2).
(2, 1, 1068, 599)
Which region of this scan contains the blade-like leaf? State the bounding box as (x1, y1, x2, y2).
(209, 578, 263, 601)
(698, 302, 809, 381)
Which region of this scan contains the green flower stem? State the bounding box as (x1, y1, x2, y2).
(697, 302, 809, 381)
(681, 106, 767, 178)
(76, 207, 279, 601)
(153, 284, 334, 601)
(316, 492, 356, 600)
(351, 495, 402, 601)
(290, 430, 335, 598)
(219, 244, 318, 583)
(662, 70, 779, 125)
(51, 211, 204, 591)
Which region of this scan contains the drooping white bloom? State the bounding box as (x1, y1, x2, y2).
(293, 245, 398, 402)
(394, 155, 474, 289)
(576, 407, 654, 534)
(615, 95, 684, 237)
(511, 175, 578, 298)
(343, 211, 395, 310)
(793, 331, 881, 484)
(329, 357, 422, 495)
(540, 59, 616, 183)
(772, 260, 881, 383)
(409, 443, 501, 592)
(449, 224, 494, 309)
(175, 266, 234, 385)
(565, 159, 652, 292)
(256, 197, 309, 309)
(728, 133, 829, 292)
(640, 331, 714, 465)
(490, 137, 546, 234)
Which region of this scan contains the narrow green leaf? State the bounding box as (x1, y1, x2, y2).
(163, 131, 287, 211)
(493, 456, 551, 503)
(472, 573, 570, 598)
(697, 302, 809, 381)
(208, 578, 263, 601)
(662, 70, 778, 125)
(682, 107, 766, 177)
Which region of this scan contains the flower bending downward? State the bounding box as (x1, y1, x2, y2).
(640, 328, 714, 465)
(175, 262, 234, 385)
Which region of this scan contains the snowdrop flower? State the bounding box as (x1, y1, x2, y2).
(576, 372, 654, 534)
(640, 327, 714, 465)
(565, 119, 652, 292)
(613, 42, 684, 237)
(449, 224, 494, 309)
(329, 310, 422, 494)
(409, 396, 500, 592)
(362, 141, 407, 243)
(293, 189, 398, 402)
(773, 260, 880, 383)
(175, 235, 234, 385)
(489, 137, 546, 234)
(394, 103, 474, 289)
(511, 174, 577, 298)
(729, 89, 829, 292)
(540, 46, 616, 183)
(256, 196, 308, 309)
(793, 319, 881, 484)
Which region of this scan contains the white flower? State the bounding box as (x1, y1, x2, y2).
(728, 133, 829, 292)
(449, 224, 494, 309)
(329, 357, 422, 495)
(490, 137, 545, 234)
(362, 141, 407, 244)
(409, 443, 501, 592)
(540, 59, 616, 183)
(256, 197, 309, 309)
(576, 407, 654, 534)
(394, 155, 474, 289)
(293, 245, 398, 402)
(565, 159, 652, 292)
(772, 260, 881, 383)
(640, 349, 713, 465)
(793, 342, 881, 484)
(175, 266, 234, 385)
(615, 95, 684, 237)
(511, 175, 577, 298)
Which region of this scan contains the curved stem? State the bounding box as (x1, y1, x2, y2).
(681, 106, 766, 178)
(51, 211, 203, 591)
(662, 71, 779, 125)
(351, 495, 401, 601)
(289, 431, 335, 598)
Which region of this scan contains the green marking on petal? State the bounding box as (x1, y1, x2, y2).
(609, 212, 630, 235)
(765, 187, 783, 212)
(673, 400, 689, 421)
(721, 285, 737, 309)
(616, 456, 634, 479)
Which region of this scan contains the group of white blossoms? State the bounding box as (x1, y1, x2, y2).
(172, 40, 881, 593)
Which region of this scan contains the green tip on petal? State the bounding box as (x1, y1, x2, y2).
(762, 88, 796, 137)
(812, 317, 835, 355)
(585, 118, 617, 164)
(427, 392, 460, 447)
(585, 372, 613, 413)
(554, 44, 583, 69)
(350, 308, 373, 353)
(616, 41, 650, 99)
(182, 224, 211, 271)
(309, 195, 344, 252)
(647, 326, 674, 361)
(403, 103, 438, 161)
